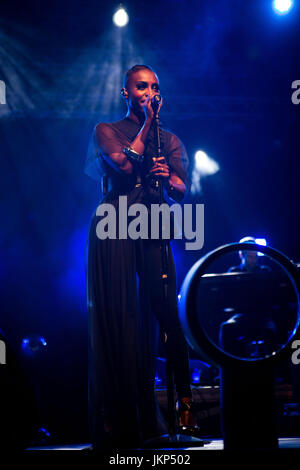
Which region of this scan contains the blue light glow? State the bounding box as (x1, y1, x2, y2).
(21, 335, 48, 356)
(155, 375, 162, 385)
(191, 150, 220, 194)
(255, 238, 267, 256)
(273, 0, 293, 14)
(192, 368, 201, 384)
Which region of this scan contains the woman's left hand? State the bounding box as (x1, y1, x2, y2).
(148, 156, 170, 179)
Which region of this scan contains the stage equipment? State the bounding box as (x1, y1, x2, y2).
(179, 243, 300, 450)
(0, 330, 39, 451)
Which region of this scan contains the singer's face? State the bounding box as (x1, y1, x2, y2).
(126, 69, 160, 114)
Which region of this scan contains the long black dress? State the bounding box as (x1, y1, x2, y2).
(85, 117, 190, 449)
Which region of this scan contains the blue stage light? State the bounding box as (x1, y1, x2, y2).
(21, 335, 48, 357)
(155, 374, 162, 386)
(273, 0, 293, 14)
(255, 238, 267, 256)
(192, 368, 201, 384)
(239, 236, 267, 256)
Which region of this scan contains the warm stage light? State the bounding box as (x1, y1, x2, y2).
(273, 0, 293, 14)
(113, 7, 129, 27)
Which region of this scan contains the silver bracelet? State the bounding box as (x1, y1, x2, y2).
(123, 147, 144, 164)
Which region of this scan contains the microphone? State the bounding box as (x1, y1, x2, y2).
(151, 94, 162, 111)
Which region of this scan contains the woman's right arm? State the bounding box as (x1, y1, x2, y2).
(95, 96, 158, 175)
(95, 120, 152, 175)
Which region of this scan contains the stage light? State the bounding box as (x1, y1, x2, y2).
(194, 150, 219, 175)
(255, 238, 267, 247)
(21, 335, 47, 357)
(191, 150, 220, 194)
(113, 6, 129, 27)
(155, 374, 162, 385)
(36, 427, 51, 443)
(239, 236, 267, 256)
(273, 0, 293, 14)
(192, 368, 201, 384)
(255, 238, 267, 256)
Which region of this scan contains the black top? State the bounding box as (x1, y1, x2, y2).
(85, 117, 189, 200)
(85, 117, 191, 448)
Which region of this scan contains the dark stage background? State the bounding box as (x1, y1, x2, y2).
(0, 0, 299, 443)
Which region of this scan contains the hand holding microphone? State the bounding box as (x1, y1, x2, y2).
(148, 156, 170, 180)
(151, 94, 162, 112)
(142, 93, 163, 121)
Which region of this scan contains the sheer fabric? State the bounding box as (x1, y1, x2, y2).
(85, 117, 190, 449)
(85, 117, 189, 190)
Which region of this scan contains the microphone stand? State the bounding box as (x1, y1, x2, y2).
(144, 106, 205, 448)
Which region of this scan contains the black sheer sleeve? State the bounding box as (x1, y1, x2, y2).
(84, 123, 128, 181)
(166, 133, 190, 188)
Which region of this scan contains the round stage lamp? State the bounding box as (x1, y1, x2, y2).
(178, 243, 300, 449)
(113, 6, 129, 27)
(273, 0, 293, 14)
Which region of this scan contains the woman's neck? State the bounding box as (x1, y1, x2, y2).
(126, 109, 145, 125)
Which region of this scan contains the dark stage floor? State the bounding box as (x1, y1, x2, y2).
(26, 437, 300, 451)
